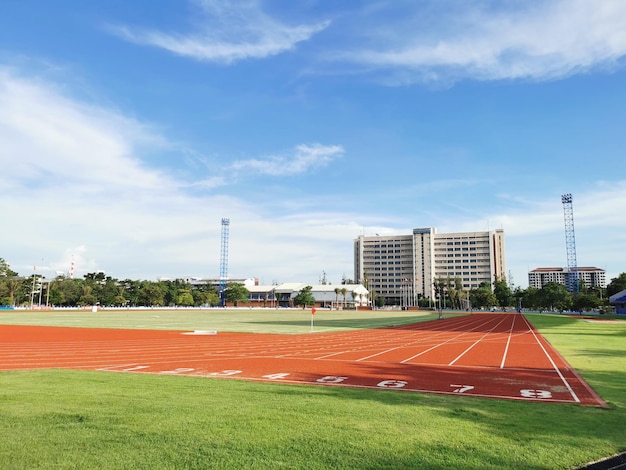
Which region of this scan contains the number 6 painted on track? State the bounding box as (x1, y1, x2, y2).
(377, 380, 408, 389)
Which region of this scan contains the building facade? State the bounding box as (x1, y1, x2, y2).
(528, 267, 606, 289)
(354, 228, 506, 305)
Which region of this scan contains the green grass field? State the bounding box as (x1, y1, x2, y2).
(1, 309, 625, 469)
(0, 307, 441, 333)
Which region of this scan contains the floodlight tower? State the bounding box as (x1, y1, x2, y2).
(219, 218, 230, 306)
(561, 194, 579, 293)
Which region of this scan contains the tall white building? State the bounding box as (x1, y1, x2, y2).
(354, 228, 506, 305)
(528, 267, 606, 289)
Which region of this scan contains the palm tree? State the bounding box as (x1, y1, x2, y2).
(334, 287, 340, 309)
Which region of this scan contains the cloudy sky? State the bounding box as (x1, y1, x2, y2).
(1, 0, 625, 287)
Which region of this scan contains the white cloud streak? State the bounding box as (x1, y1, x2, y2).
(109, 0, 330, 63)
(0, 68, 172, 193)
(230, 143, 344, 176)
(339, 0, 626, 83)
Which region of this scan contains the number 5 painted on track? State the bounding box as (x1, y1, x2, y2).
(317, 376, 348, 383)
(451, 384, 474, 393)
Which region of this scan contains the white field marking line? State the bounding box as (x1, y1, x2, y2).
(448, 316, 510, 366)
(356, 315, 505, 364)
(519, 314, 580, 403)
(500, 314, 517, 369)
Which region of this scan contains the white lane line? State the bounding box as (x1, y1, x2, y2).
(519, 315, 580, 403)
(399, 315, 507, 364)
(351, 315, 500, 363)
(448, 315, 509, 366)
(500, 314, 517, 369)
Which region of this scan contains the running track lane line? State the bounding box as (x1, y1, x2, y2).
(448, 315, 510, 366)
(500, 313, 517, 369)
(398, 315, 507, 364)
(520, 314, 580, 404)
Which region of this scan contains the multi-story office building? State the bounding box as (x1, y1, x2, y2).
(528, 267, 606, 289)
(354, 228, 506, 305)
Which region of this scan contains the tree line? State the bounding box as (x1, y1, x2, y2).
(430, 274, 626, 312)
(2, 257, 625, 311)
(0, 258, 251, 308)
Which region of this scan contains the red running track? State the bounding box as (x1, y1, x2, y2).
(0, 313, 606, 406)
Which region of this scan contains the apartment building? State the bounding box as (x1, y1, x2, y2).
(354, 228, 506, 305)
(528, 267, 606, 289)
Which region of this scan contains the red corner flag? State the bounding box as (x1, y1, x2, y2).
(311, 308, 316, 315)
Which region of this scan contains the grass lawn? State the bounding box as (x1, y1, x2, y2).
(1, 310, 625, 469)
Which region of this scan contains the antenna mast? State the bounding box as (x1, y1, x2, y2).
(561, 194, 579, 293)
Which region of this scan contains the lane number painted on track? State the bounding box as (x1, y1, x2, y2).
(209, 370, 242, 377)
(377, 380, 408, 389)
(262, 373, 291, 380)
(160, 368, 195, 375)
(451, 384, 475, 393)
(520, 389, 552, 399)
(317, 376, 348, 383)
(121, 365, 150, 372)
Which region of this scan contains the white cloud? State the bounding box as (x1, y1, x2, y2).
(230, 143, 344, 176)
(338, 0, 626, 83)
(0, 67, 353, 283)
(0, 68, 172, 194)
(109, 0, 330, 64)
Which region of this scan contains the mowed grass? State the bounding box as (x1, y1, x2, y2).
(1, 311, 625, 469)
(0, 307, 441, 333)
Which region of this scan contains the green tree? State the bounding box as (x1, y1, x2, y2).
(79, 285, 98, 306)
(225, 283, 249, 307)
(469, 282, 497, 309)
(445, 277, 463, 309)
(137, 281, 165, 307)
(177, 289, 195, 307)
(607, 273, 626, 297)
(493, 277, 513, 308)
(572, 293, 601, 312)
(537, 282, 571, 311)
(293, 286, 316, 308)
(0, 258, 18, 278)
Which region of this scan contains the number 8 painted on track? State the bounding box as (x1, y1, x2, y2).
(520, 389, 552, 399)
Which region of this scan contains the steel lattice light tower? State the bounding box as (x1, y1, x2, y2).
(219, 218, 230, 306)
(561, 194, 579, 293)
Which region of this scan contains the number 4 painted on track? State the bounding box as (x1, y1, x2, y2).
(451, 384, 475, 393)
(262, 373, 290, 380)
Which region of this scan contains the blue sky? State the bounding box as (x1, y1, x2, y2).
(1, 0, 625, 288)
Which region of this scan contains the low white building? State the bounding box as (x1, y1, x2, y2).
(246, 283, 369, 308)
